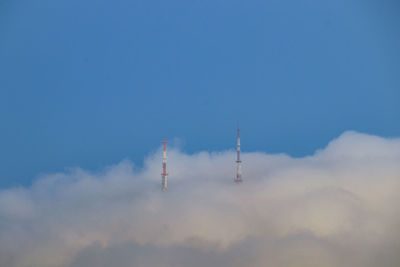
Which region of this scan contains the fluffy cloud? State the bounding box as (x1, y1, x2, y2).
(0, 131, 399, 267)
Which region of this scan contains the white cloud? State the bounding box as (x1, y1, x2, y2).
(0, 131, 399, 266)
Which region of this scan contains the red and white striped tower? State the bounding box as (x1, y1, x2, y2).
(161, 137, 168, 191)
(234, 124, 243, 183)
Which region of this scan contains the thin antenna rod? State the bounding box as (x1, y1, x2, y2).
(234, 124, 242, 183)
(161, 137, 168, 190)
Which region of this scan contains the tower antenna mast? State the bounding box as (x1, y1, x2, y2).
(161, 137, 168, 190)
(234, 124, 242, 183)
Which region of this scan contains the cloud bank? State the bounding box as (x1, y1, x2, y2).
(0, 131, 399, 267)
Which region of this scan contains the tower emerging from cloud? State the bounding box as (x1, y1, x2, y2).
(161, 137, 168, 190)
(234, 125, 242, 183)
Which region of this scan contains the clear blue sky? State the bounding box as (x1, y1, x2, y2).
(1, 0, 399, 187)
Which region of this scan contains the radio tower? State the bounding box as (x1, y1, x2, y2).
(234, 124, 242, 183)
(161, 137, 168, 191)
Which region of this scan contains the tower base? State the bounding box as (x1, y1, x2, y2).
(234, 178, 243, 183)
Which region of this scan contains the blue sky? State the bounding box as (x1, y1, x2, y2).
(1, 0, 399, 187)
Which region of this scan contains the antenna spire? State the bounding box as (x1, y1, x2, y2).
(234, 124, 243, 183)
(161, 137, 168, 190)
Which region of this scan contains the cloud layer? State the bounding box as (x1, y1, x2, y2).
(1, 131, 400, 267)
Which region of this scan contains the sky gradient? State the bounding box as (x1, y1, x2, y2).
(1, 0, 399, 187)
